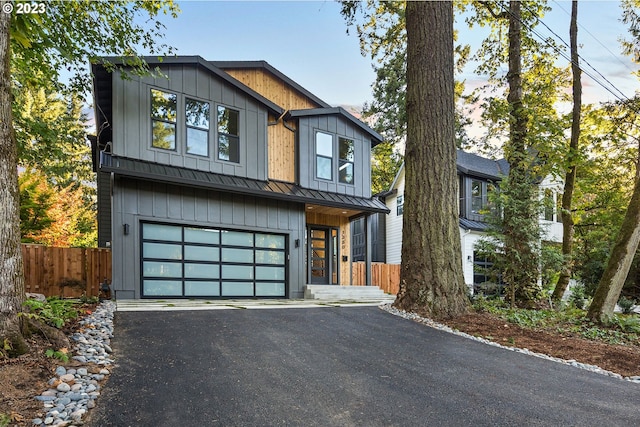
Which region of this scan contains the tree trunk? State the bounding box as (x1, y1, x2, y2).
(587, 163, 640, 323)
(0, 1, 27, 357)
(393, 1, 468, 319)
(552, 0, 581, 303)
(502, 0, 541, 307)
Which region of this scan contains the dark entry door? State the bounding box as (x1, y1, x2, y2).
(309, 228, 330, 284)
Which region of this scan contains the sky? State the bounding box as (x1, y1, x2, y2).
(148, 0, 640, 109)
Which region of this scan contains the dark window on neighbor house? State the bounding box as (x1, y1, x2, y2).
(556, 192, 563, 223)
(316, 131, 333, 180)
(151, 89, 177, 150)
(473, 250, 504, 296)
(217, 106, 240, 163)
(397, 194, 404, 216)
(185, 98, 210, 157)
(339, 137, 354, 184)
(471, 180, 485, 213)
(544, 188, 554, 221)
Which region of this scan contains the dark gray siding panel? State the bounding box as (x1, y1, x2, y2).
(97, 171, 112, 248)
(111, 64, 269, 181)
(297, 116, 372, 198)
(110, 178, 306, 299)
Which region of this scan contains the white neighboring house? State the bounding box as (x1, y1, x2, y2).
(384, 150, 563, 292)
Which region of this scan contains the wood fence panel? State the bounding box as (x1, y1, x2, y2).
(351, 262, 400, 295)
(21, 245, 112, 298)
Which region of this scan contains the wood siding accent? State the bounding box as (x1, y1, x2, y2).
(224, 68, 315, 184)
(223, 69, 320, 111)
(351, 262, 399, 295)
(22, 245, 112, 298)
(305, 212, 350, 286)
(267, 113, 296, 182)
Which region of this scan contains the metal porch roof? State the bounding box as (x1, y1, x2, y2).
(100, 154, 389, 214)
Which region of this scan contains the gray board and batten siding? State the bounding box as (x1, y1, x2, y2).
(110, 178, 306, 299)
(292, 109, 377, 199)
(111, 63, 270, 181)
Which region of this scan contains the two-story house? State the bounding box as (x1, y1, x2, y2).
(384, 150, 563, 292)
(91, 56, 388, 299)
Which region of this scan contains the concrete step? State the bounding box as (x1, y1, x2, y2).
(304, 285, 395, 301)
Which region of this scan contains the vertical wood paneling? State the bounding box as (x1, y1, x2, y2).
(351, 262, 399, 294)
(22, 245, 112, 298)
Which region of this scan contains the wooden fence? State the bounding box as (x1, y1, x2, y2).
(21, 244, 111, 298)
(352, 262, 400, 295)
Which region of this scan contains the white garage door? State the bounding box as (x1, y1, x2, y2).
(141, 222, 287, 298)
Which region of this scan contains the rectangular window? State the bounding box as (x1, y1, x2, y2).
(471, 180, 485, 213)
(316, 131, 333, 180)
(397, 194, 404, 216)
(217, 106, 240, 163)
(151, 89, 177, 150)
(338, 137, 354, 184)
(185, 98, 210, 156)
(543, 189, 554, 221)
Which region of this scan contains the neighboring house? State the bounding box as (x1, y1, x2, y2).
(90, 56, 388, 299)
(384, 150, 563, 291)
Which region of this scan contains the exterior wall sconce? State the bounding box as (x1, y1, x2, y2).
(295, 239, 300, 248)
(123, 224, 130, 235)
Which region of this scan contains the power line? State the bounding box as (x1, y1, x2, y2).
(498, 1, 633, 104)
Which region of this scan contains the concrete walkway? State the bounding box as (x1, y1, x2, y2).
(114, 296, 396, 312)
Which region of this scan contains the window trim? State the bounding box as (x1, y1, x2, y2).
(338, 137, 355, 185)
(150, 88, 178, 151)
(396, 194, 404, 216)
(315, 131, 333, 181)
(216, 104, 241, 164)
(185, 97, 211, 158)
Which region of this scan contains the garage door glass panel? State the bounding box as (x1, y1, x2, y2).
(221, 230, 253, 246)
(141, 223, 286, 298)
(185, 228, 219, 244)
(143, 261, 182, 278)
(222, 265, 254, 280)
(256, 283, 285, 296)
(143, 280, 182, 296)
(256, 266, 285, 281)
(185, 281, 220, 296)
(143, 242, 182, 260)
(255, 234, 285, 249)
(222, 282, 253, 296)
(255, 250, 284, 264)
(184, 245, 219, 261)
(185, 263, 219, 279)
(222, 248, 253, 263)
(143, 223, 182, 241)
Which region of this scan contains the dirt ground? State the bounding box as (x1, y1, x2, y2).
(1, 309, 639, 426)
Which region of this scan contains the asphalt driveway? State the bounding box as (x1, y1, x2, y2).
(88, 306, 640, 426)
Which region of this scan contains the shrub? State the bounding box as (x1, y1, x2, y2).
(618, 296, 636, 315)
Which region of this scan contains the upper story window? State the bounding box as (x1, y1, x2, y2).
(339, 137, 355, 184)
(217, 106, 240, 163)
(397, 194, 404, 216)
(151, 89, 177, 150)
(316, 131, 333, 180)
(543, 188, 554, 221)
(471, 180, 485, 213)
(185, 98, 210, 157)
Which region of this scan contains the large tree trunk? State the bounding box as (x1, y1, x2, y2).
(552, 0, 581, 303)
(0, 1, 27, 357)
(393, 1, 468, 319)
(587, 162, 640, 323)
(502, 0, 540, 307)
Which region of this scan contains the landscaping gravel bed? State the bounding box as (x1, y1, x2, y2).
(32, 301, 115, 426)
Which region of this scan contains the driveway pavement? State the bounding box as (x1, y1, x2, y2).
(88, 306, 640, 426)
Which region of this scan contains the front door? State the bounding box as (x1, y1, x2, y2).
(307, 226, 339, 284)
